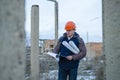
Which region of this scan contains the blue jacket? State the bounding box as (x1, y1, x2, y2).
(53, 32, 86, 69)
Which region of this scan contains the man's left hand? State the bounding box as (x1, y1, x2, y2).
(66, 55, 73, 60)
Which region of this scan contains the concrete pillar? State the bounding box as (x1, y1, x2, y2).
(103, 0, 120, 80)
(31, 5, 39, 80)
(47, 0, 59, 45)
(55, 1, 59, 45)
(0, 0, 25, 80)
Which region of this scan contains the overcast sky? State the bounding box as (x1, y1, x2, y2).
(25, 0, 102, 43)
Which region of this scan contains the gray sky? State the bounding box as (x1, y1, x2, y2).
(25, 0, 102, 43)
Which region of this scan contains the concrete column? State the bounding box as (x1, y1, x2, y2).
(47, 0, 59, 45)
(103, 0, 120, 80)
(31, 5, 39, 80)
(0, 0, 25, 80)
(55, 1, 59, 45)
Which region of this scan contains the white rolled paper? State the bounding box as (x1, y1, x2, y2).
(47, 52, 59, 61)
(62, 41, 78, 54)
(69, 41, 80, 53)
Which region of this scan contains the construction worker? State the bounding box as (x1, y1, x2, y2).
(53, 21, 86, 80)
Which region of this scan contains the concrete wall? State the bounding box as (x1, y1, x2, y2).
(0, 0, 25, 80)
(103, 0, 120, 80)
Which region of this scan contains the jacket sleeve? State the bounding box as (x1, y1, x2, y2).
(53, 37, 62, 54)
(72, 37, 86, 60)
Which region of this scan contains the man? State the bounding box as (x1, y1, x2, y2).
(53, 21, 86, 80)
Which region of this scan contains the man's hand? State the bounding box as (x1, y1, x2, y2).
(66, 55, 73, 60)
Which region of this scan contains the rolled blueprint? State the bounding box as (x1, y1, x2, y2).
(47, 52, 59, 61)
(62, 41, 78, 54)
(69, 41, 80, 53)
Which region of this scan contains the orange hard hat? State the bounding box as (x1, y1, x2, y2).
(65, 21, 76, 31)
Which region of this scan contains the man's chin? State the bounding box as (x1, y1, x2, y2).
(67, 35, 70, 37)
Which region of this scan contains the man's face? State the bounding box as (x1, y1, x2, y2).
(66, 29, 75, 37)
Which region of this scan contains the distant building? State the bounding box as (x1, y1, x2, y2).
(86, 42, 103, 60)
(44, 39, 55, 52)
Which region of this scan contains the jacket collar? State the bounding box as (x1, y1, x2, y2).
(63, 32, 80, 38)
